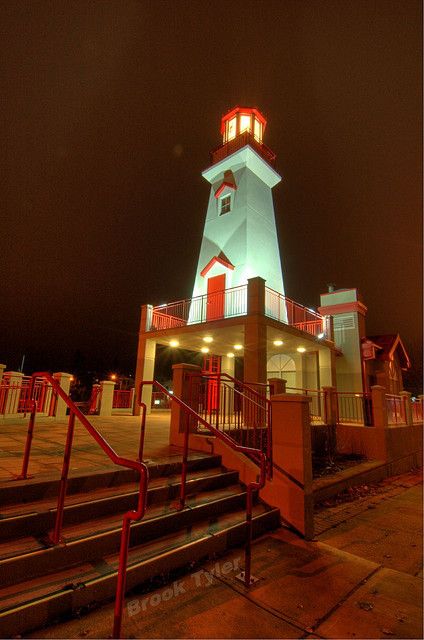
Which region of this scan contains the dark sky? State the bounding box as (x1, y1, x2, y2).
(1, 0, 422, 378)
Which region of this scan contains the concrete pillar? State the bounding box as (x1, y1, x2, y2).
(399, 390, 412, 426)
(371, 385, 387, 428)
(0, 364, 6, 384)
(245, 280, 266, 387)
(268, 378, 286, 395)
(265, 393, 314, 539)
(322, 386, 338, 425)
(134, 304, 155, 416)
(52, 372, 72, 418)
(3, 371, 24, 416)
(98, 380, 115, 416)
(170, 363, 201, 446)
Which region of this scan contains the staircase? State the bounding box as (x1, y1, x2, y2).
(0, 453, 280, 638)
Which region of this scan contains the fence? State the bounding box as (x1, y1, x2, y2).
(336, 392, 372, 425)
(286, 387, 325, 423)
(386, 394, 406, 425)
(0, 376, 52, 416)
(411, 398, 423, 424)
(112, 389, 134, 410)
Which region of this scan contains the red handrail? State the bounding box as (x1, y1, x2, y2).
(194, 372, 273, 478)
(138, 380, 267, 587)
(17, 372, 149, 640)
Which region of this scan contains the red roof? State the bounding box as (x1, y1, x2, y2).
(365, 334, 411, 369)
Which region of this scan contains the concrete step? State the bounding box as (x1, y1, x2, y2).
(0, 467, 239, 541)
(0, 484, 248, 586)
(0, 503, 280, 638)
(0, 452, 222, 506)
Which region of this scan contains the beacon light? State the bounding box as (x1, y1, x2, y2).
(273, 340, 283, 346)
(297, 347, 306, 353)
(203, 336, 213, 343)
(227, 352, 235, 358)
(201, 346, 209, 353)
(169, 340, 179, 347)
(233, 344, 243, 350)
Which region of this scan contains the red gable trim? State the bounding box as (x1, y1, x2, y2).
(201, 254, 235, 277)
(214, 181, 237, 199)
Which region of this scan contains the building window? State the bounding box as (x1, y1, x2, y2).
(220, 194, 232, 215)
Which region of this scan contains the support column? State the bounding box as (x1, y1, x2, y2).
(0, 364, 6, 384)
(170, 363, 201, 447)
(371, 385, 388, 428)
(134, 304, 155, 416)
(399, 390, 413, 426)
(322, 386, 338, 425)
(318, 347, 337, 388)
(264, 393, 314, 539)
(53, 372, 72, 418)
(99, 380, 115, 416)
(245, 278, 267, 385)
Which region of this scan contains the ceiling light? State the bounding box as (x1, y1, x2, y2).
(273, 340, 283, 346)
(233, 344, 243, 350)
(203, 336, 213, 343)
(170, 340, 179, 347)
(201, 346, 209, 353)
(297, 347, 306, 353)
(227, 352, 235, 358)
(317, 332, 325, 339)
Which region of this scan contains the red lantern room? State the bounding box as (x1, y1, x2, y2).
(220, 106, 267, 144)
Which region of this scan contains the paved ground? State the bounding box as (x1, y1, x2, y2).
(1, 413, 422, 639)
(0, 412, 175, 481)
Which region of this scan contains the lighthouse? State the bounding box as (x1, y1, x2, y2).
(190, 107, 285, 321)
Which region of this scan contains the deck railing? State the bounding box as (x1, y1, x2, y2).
(210, 131, 276, 166)
(265, 287, 325, 338)
(286, 387, 325, 423)
(150, 285, 326, 340)
(151, 285, 248, 330)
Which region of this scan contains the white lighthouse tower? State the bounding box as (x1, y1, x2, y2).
(190, 107, 285, 321)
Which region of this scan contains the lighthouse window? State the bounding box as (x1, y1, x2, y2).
(220, 194, 232, 215)
(226, 117, 236, 141)
(254, 118, 262, 142)
(240, 114, 251, 134)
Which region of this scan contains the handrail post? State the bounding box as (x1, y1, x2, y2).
(179, 411, 190, 510)
(50, 411, 76, 545)
(138, 402, 147, 461)
(17, 398, 37, 480)
(244, 487, 253, 587)
(113, 516, 132, 639)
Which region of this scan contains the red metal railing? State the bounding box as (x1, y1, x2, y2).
(0, 376, 51, 415)
(210, 131, 276, 166)
(334, 391, 373, 426)
(265, 287, 325, 338)
(138, 380, 267, 588)
(16, 372, 149, 639)
(386, 394, 406, 425)
(113, 388, 134, 410)
(88, 384, 101, 414)
(151, 285, 248, 330)
(411, 398, 423, 424)
(187, 372, 272, 477)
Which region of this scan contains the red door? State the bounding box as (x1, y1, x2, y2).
(207, 274, 225, 321)
(202, 355, 221, 413)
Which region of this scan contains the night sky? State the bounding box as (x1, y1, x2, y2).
(1, 0, 422, 382)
